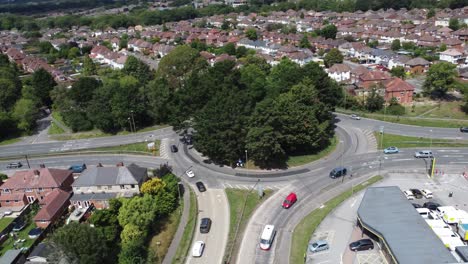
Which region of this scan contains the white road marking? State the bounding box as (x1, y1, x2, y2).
(391, 158, 413, 161)
(442, 155, 464, 158)
(450, 162, 468, 164)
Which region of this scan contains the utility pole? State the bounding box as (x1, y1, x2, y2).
(127, 117, 133, 133)
(379, 126, 384, 176)
(25, 155, 30, 169)
(130, 110, 136, 132)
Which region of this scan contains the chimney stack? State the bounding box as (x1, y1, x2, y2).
(33, 170, 40, 177)
(116, 162, 124, 167)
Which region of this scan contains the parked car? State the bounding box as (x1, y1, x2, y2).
(421, 189, 433, 199)
(414, 150, 433, 158)
(329, 167, 347, 179)
(12, 220, 26, 232)
(196, 182, 206, 192)
(412, 203, 423, 208)
(186, 170, 195, 178)
(28, 228, 42, 239)
(68, 164, 86, 173)
(424, 202, 441, 211)
(308, 240, 329, 253)
(6, 162, 22, 169)
(170, 145, 178, 153)
(350, 114, 361, 120)
(282, 192, 297, 209)
(460, 127, 468, 133)
(200, 218, 212, 233)
(410, 189, 423, 199)
(384, 146, 399, 154)
(404, 190, 415, 200)
(192, 241, 205, 257)
(349, 239, 374, 251)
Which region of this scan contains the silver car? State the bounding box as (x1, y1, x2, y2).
(350, 114, 361, 120)
(414, 150, 433, 158)
(308, 240, 329, 253)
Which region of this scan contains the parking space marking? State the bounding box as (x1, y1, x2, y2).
(357, 251, 387, 264)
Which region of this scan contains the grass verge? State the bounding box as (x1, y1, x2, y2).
(85, 141, 161, 156)
(224, 188, 273, 263)
(51, 125, 169, 141)
(0, 220, 37, 256)
(48, 122, 65, 135)
(0, 137, 21, 146)
(172, 189, 197, 264)
(375, 132, 468, 149)
(0, 218, 13, 231)
(337, 108, 468, 128)
(148, 201, 183, 263)
(290, 175, 383, 264)
(287, 136, 338, 167)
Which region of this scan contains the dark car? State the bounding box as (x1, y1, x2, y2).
(410, 189, 423, 199)
(412, 203, 423, 208)
(329, 167, 347, 179)
(6, 162, 22, 169)
(349, 239, 374, 251)
(200, 218, 212, 233)
(424, 202, 441, 210)
(460, 127, 468, 133)
(12, 220, 26, 232)
(69, 164, 87, 173)
(196, 182, 206, 192)
(170, 145, 178, 153)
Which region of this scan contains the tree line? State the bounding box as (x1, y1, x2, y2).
(51, 172, 180, 264)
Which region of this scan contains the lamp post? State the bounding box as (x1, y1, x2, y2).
(245, 149, 248, 176)
(130, 110, 136, 132)
(127, 117, 133, 133)
(379, 126, 384, 176)
(430, 129, 433, 150)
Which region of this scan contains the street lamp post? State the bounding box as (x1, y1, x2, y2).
(379, 126, 384, 176)
(430, 129, 433, 150)
(245, 149, 248, 171)
(127, 117, 133, 133)
(130, 110, 136, 132)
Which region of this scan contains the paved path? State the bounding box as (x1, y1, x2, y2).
(163, 182, 191, 264)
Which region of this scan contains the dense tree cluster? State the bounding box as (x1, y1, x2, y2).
(146, 45, 341, 168)
(423, 62, 457, 99)
(52, 173, 180, 264)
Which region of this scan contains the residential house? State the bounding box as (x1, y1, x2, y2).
(405, 57, 430, 74)
(383, 77, 415, 104)
(327, 63, 351, 83)
(26, 242, 69, 264)
(33, 189, 71, 228)
(350, 65, 369, 84)
(439, 49, 465, 65)
(5, 47, 24, 64)
(70, 163, 147, 209)
(0, 168, 73, 208)
(388, 55, 410, 70)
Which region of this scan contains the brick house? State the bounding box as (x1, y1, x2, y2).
(34, 189, 71, 229)
(405, 57, 430, 74)
(0, 168, 73, 208)
(383, 77, 415, 104)
(70, 163, 147, 209)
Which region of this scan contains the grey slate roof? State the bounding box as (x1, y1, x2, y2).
(72, 163, 147, 187)
(0, 249, 23, 264)
(70, 192, 117, 201)
(358, 186, 457, 264)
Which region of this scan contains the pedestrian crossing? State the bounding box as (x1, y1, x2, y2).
(159, 138, 170, 159)
(363, 129, 378, 152)
(221, 183, 285, 191)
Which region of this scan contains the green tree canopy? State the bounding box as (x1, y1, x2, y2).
(319, 24, 337, 39)
(365, 88, 385, 112)
(391, 39, 401, 51)
(82, 57, 97, 76)
(323, 48, 343, 68)
(12, 98, 38, 133)
(423, 62, 457, 98)
(390, 66, 406, 79)
(122, 55, 153, 84)
(31, 68, 57, 107)
(245, 28, 258, 40)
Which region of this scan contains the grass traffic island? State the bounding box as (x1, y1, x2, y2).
(290, 175, 383, 264)
(172, 189, 197, 264)
(224, 188, 273, 264)
(50, 125, 169, 141)
(375, 132, 468, 149)
(286, 136, 338, 167)
(77, 141, 161, 156)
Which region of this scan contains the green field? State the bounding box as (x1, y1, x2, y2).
(224, 188, 273, 263)
(51, 124, 169, 140)
(375, 132, 468, 149)
(290, 176, 383, 264)
(287, 136, 338, 167)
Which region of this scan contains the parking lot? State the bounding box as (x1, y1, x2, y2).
(306, 172, 468, 264)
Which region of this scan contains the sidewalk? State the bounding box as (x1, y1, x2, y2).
(162, 182, 191, 264)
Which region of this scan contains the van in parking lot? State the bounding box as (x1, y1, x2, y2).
(425, 219, 450, 229)
(443, 208, 468, 224)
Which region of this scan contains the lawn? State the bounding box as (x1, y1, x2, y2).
(48, 122, 65, 135)
(375, 132, 468, 149)
(85, 141, 160, 156)
(0, 220, 38, 256)
(224, 188, 273, 263)
(0, 218, 13, 231)
(290, 176, 383, 264)
(0, 137, 21, 146)
(172, 189, 197, 264)
(148, 201, 183, 263)
(287, 136, 338, 167)
(51, 124, 169, 141)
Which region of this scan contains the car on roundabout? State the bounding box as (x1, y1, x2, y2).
(383, 146, 399, 154)
(186, 170, 195, 178)
(350, 114, 361, 120)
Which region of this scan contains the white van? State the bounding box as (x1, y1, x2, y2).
(403, 190, 415, 200)
(417, 208, 431, 219)
(425, 219, 451, 229)
(433, 228, 459, 238)
(435, 206, 456, 219)
(443, 208, 468, 224)
(260, 225, 276, 250)
(421, 189, 433, 199)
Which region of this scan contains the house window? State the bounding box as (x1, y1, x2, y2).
(14, 200, 18, 202)
(27, 196, 35, 203)
(131, 185, 135, 189)
(400, 92, 404, 95)
(25, 188, 32, 192)
(120, 185, 125, 189)
(5, 200, 9, 203)
(3, 189, 9, 193)
(38, 188, 43, 192)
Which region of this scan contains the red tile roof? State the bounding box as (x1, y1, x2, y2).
(34, 189, 70, 222)
(3, 168, 72, 190)
(384, 77, 415, 92)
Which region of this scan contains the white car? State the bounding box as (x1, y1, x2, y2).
(192, 241, 205, 257)
(421, 189, 433, 199)
(350, 114, 361, 120)
(186, 170, 195, 178)
(403, 190, 415, 200)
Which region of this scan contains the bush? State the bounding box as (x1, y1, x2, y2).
(0, 173, 8, 181)
(387, 103, 405, 115)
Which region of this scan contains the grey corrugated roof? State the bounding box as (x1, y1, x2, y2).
(0, 249, 22, 264)
(70, 192, 117, 201)
(72, 163, 147, 187)
(358, 186, 457, 264)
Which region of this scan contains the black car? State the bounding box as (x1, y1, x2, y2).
(329, 167, 347, 179)
(460, 127, 468, 133)
(12, 220, 26, 232)
(6, 162, 22, 169)
(196, 182, 206, 192)
(412, 203, 423, 208)
(424, 201, 441, 210)
(410, 189, 423, 199)
(170, 145, 178, 153)
(349, 239, 374, 251)
(200, 218, 212, 233)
